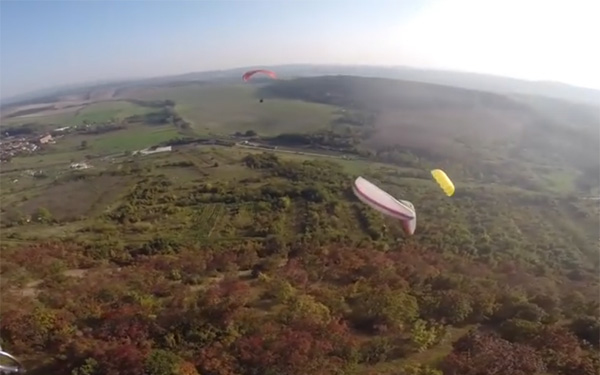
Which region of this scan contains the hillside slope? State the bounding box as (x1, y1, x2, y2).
(260, 76, 600, 194)
(1, 148, 599, 374)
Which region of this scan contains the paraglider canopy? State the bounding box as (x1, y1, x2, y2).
(242, 69, 277, 82)
(430, 169, 455, 196)
(243, 69, 276, 103)
(398, 199, 417, 236)
(0, 348, 25, 374)
(352, 176, 417, 236)
(352, 176, 415, 220)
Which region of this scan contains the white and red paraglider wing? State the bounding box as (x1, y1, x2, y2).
(352, 177, 415, 221)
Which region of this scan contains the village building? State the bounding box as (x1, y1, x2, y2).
(37, 134, 53, 144)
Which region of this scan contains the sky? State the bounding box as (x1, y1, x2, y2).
(1, 0, 599, 99)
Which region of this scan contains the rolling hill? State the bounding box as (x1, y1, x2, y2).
(3, 64, 599, 111)
(260, 75, 600, 194)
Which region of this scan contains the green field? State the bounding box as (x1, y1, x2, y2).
(72, 100, 154, 124)
(1, 125, 183, 173)
(125, 83, 341, 135)
(87, 125, 180, 153)
(3, 100, 155, 127)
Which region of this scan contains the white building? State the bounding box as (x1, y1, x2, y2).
(133, 146, 172, 155)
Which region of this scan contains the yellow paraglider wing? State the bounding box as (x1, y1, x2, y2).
(430, 169, 455, 196)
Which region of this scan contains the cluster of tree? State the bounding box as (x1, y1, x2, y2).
(125, 110, 170, 125)
(0, 237, 597, 374)
(1, 206, 54, 228)
(160, 137, 201, 147)
(159, 160, 195, 168)
(2, 149, 598, 374)
(259, 76, 522, 112)
(125, 107, 190, 130)
(441, 328, 599, 375)
(96, 151, 598, 278)
(233, 130, 257, 137)
(375, 147, 425, 169)
(331, 110, 376, 128)
(124, 99, 176, 108)
(1, 123, 42, 137)
(266, 131, 362, 154)
(80, 123, 125, 135)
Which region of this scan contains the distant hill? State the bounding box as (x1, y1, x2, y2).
(140, 64, 600, 104)
(2, 64, 599, 109)
(260, 75, 599, 192)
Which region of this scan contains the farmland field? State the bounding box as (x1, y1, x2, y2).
(87, 125, 181, 153)
(120, 83, 341, 135)
(2, 100, 155, 127)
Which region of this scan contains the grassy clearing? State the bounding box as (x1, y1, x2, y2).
(89, 125, 180, 153)
(41, 124, 181, 155)
(0, 175, 54, 207)
(0, 149, 107, 176)
(125, 83, 340, 136)
(71, 101, 153, 124)
(538, 169, 578, 193)
(362, 325, 476, 374)
(11, 174, 134, 221)
(2, 111, 76, 127)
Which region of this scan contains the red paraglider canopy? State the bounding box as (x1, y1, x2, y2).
(242, 69, 277, 82)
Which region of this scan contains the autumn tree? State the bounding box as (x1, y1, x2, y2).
(350, 287, 418, 333)
(570, 316, 600, 348)
(195, 342, 239, 375)
(422, 290, 473, 325)
(497, 319, 541, 343)
(561, 291, 589, 318)
(259, 274, 297, 303)
(360, 336, 396, 364)
(277, 294, 332, 326)
(234, 321, 340, 375)
(71, 358, 100, 375)
(492, 293, 548, 324)
(145, 349, 196, 375)
(91, 343, 147, 375)
(398, 363, 443, 375)
(529, 325, 587, 373)
(0, 304, 76, 353)
(440, 331, 546, 375)
(409, 319, 447, 352)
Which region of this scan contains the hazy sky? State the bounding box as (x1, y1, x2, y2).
(1, 0, 598, 99)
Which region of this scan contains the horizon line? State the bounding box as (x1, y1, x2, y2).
(2, 62, 599, 106)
